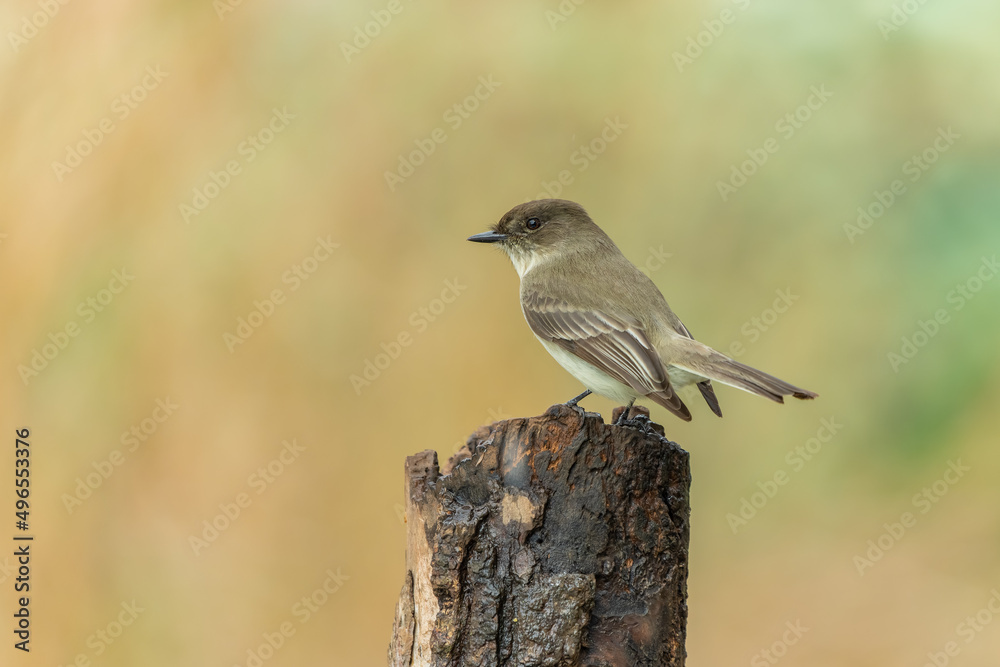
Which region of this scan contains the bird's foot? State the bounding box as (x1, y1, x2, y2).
(565, 389, 592, 408)
(613, 400, 636, 426)
(612, 404, 667, 439)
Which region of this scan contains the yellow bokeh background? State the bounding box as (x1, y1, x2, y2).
(2, 1, 999, 665)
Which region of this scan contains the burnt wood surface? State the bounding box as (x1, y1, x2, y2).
(388, 403, 691, 667)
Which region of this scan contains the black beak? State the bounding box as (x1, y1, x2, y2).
(467, 231, 508, 244)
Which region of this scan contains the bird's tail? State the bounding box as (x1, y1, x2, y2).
(665, 337, 817, 403)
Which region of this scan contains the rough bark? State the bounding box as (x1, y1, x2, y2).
(388, 403, 690, 667)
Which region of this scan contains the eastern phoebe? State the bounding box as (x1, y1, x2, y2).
(468, 199, 817, 424)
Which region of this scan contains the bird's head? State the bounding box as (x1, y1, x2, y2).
(468, 199, 606, 275)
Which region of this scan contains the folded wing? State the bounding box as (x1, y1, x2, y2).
(522, 291, 691, 421)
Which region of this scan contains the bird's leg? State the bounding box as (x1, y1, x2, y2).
(615, 399, 636, 426)
(565, 389, 592, 407)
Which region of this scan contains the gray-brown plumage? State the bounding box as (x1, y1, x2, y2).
(468, 199, 817, 422)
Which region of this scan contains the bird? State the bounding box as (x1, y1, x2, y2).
(468, 199, 817, 424)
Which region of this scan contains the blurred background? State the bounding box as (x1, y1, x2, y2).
(1, 0, 999, 665)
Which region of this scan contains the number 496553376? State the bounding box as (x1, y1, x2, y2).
(15, 428, 30, 530)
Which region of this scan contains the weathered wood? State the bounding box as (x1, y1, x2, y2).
(389, 403, 691, 667)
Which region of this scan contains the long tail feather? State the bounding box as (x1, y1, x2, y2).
(666, 338, 818, 404)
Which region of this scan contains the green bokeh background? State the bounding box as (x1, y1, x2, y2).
(2, 1, 999, 665)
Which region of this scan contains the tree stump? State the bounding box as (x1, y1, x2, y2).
(388, 403, 691, 667)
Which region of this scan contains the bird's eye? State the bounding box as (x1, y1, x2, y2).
(526, 218, 542, 230)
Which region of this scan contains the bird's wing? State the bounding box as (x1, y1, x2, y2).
(522, 291, 691, 421)
(663, 313, 723, 418)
